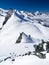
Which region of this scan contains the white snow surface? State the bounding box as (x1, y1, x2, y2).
(0, 8, 49, 65)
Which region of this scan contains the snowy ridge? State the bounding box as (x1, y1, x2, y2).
(0, 8, 49, 65)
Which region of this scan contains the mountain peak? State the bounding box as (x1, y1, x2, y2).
(34, 11, 40, 15)
(16, 32, 33, 43)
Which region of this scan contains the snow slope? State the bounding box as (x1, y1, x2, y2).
(0, 8, 49, 65)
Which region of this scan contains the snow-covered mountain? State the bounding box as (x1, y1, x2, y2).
(0, 8, 49, 65)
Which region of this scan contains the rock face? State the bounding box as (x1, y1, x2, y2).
(16, 32, 33, 43)
(2, 8, 13, 28)
(16, 33, 22, 43)
(7, 8, 13, 16)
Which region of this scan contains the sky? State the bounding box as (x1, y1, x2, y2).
(0, 0, 49, 12)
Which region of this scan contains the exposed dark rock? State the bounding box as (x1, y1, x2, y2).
(19, 55, 21, 56)
(12, 59, 15, 61)
(16, 33, 22, 43)
(34, 53, 46, 59)
(28, 51, 31, 55)
(4, 57, 11, 61)
(22, 54, 25, 56)
(2, 8, 13, 28)
(25, 53, 28, 55)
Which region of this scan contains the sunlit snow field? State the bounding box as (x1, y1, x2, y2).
(0, 8, 49, 65)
